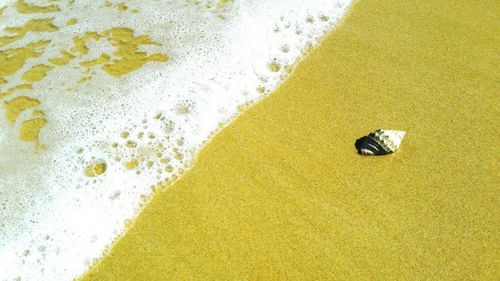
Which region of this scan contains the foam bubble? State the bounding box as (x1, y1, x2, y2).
(0, 0, 353, 280)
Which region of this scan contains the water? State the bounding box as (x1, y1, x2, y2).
(0, 0, 352, 280)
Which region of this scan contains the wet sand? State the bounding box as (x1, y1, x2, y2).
(80, 0, 499, 280)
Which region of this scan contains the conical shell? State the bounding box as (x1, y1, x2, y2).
(355, 129, 406, 155)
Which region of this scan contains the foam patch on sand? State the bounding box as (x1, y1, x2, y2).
(0, 0, 352, 280)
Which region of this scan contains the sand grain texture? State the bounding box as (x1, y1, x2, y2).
(81, 0, 499, 280)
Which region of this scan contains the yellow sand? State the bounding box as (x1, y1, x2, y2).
(84, 162, 108, 178)
(70, 28, 169, 77)
(0, 7, 168, 146)
(16, 0, 60, 14)
(18, 115, 47, 142)
(3, 95, 40, 124)
(22, 64, 53, 82)
(81, 0, 499, 280)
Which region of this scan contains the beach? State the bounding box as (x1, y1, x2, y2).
(79, 0, 499, 280)
(1, 1, 355, 279)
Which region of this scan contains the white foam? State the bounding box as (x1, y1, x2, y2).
(0, 0, 353, 280)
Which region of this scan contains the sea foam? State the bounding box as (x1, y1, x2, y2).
(0, 1, 352, 280)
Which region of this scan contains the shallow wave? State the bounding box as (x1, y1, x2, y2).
(0, 1, 352, 280)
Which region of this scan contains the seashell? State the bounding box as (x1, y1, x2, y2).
(355, 129, 406, 155)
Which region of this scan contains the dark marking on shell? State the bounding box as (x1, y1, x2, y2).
(355, 129, 405, 156)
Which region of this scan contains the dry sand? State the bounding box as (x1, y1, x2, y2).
(80, 0, 499, 280)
